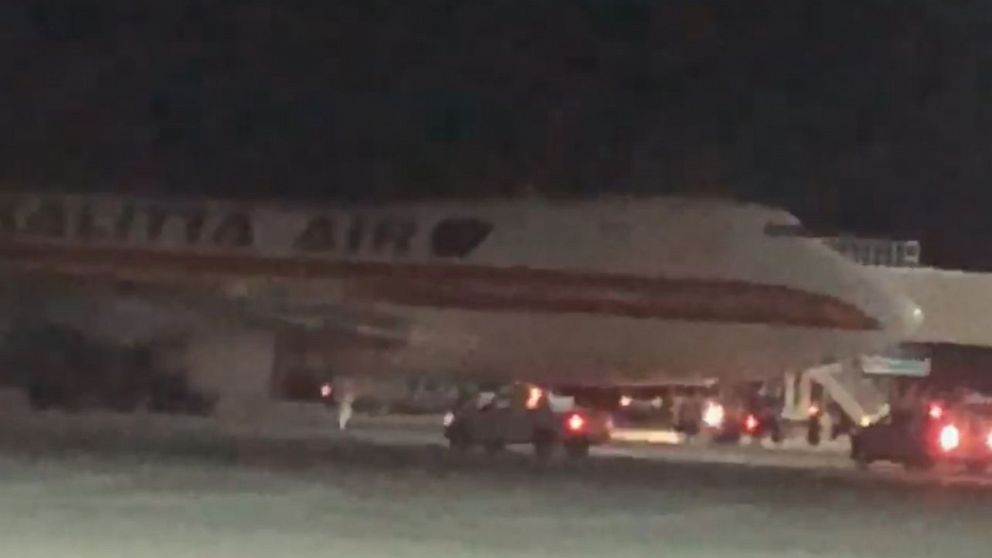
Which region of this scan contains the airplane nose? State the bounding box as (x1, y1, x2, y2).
(844, 262, 923, 339)
(876, 286, 924, 339)
(899, 299, 925, 337)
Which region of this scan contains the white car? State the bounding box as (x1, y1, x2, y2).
(443, 384, 611, 458)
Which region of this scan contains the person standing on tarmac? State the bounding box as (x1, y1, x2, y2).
(334, 376, 356, 430)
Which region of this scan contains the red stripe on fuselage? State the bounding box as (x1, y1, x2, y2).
(0, 240, 880, 331)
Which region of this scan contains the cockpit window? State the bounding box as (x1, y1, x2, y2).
(431, 217, 493, 258)
(763, 222, 814, 238)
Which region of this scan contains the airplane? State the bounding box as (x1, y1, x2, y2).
(0, 191, 922, 415)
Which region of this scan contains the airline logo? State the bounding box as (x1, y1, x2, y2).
(0, 194, 493, 260)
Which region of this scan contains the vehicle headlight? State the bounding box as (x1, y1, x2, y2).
(939, 424, 961, 452)
(702, 401, 725, 428)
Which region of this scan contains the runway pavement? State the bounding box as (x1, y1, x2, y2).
(0, 407, 990, 556)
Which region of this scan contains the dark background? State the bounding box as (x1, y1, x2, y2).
(1, 1, 990, 269)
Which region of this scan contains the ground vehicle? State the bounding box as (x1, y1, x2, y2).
(682, 397, 775, 444)
(851, 400, 992, 473)
(443, 384, 611, 458)
(741, 408, 784, 444)
(692, 398, 737, 442)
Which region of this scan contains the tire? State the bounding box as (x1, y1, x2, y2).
(850, 439, 872, 469)
(533, 429, 556, 460)
(966, 462, 987, 475)
(769, 422, 783, 444)
(564, 439, 590, 459)
(807, 417, 822, 446)
(447, 424, 474, 452)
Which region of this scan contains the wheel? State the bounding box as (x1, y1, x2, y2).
(769, 422, 783, 444)
(447, 424, 474, 452)
(449, 435, 473, 452)
(965, 461, 987, 475)
(533, 429, 556, 459)
(564, 439, 590, 459)
(850, 437, 873, 469)
(807, 417, 822, 446)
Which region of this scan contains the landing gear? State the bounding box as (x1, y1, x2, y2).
(7, 326, 211, 415)
(807, 414, 822, 446)
(27, 382, 70, 411)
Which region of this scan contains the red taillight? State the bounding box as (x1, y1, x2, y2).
(986, 431, 992, 450)
(567, 413, 586, 432)
(808, 404, 820, 417)
(320, 383, 333, 399)
(744, 414, 759, 433)
(928, 403, 943, 420)
(939, 424, 961, 452)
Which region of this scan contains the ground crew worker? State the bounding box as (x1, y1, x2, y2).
(334, 376, 356, 430)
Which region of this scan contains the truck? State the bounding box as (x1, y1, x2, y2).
(852, 395, 992, 473)
(443, 383, 612, 458)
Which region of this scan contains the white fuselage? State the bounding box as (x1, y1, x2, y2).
(0, 193, 920, 386)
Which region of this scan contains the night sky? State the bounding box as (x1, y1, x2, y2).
(2, 1, 991, 269)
